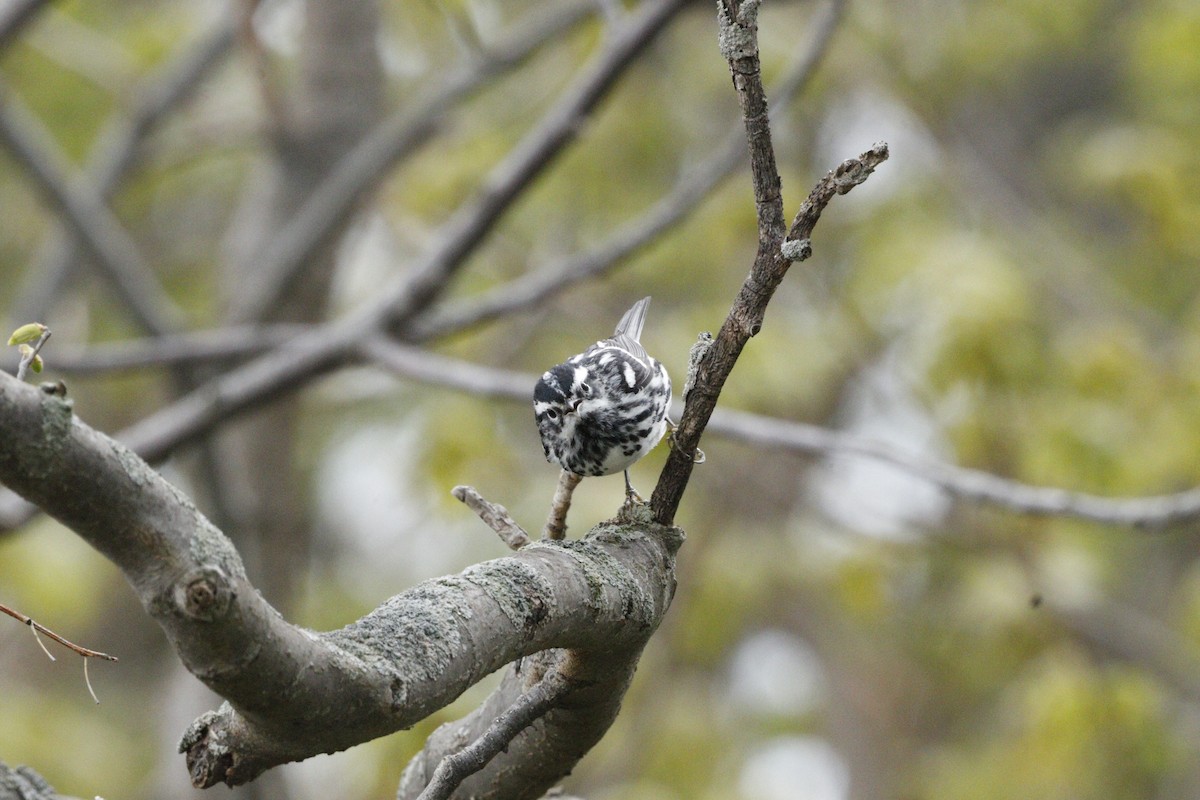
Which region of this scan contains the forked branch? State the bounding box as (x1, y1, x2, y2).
(651, 0, 888, 526)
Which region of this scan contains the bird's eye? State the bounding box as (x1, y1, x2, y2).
(545, 408, 559, 420)
(580, 383, 593, 396)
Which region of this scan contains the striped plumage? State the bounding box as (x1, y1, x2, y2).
(534, 297, 671, 497)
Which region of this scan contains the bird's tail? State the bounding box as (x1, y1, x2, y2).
(614, 296, 651, 344)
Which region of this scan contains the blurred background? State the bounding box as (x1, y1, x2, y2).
(1, 0, 1199, 798)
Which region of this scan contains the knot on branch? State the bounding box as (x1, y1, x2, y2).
(717, 0, 760, 61)
(830, 142, 889, 194)
(176, 567, 235, 621)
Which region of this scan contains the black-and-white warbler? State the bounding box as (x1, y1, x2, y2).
(534, 296, 672, 500)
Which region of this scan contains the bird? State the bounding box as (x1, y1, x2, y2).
(533, 296, 672, 503)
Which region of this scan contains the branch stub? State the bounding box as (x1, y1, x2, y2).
(176, 567, 234, 621)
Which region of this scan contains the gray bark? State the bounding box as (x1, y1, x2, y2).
(0, 371, 681, 791)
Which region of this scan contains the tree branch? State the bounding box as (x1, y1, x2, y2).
(0, 84, 185, 336)
(452, 485, 531, 550)
(58, 0, 692, 467)
(358, 340, 1200, 530)
(0, 761, 76, 800)
(41, 0, 844, 378)
(0, 0, 51, 53)
(0, 369, 681, 788)
(8, 9, 235, 325)
(651, 0, 888, 526)
(226, 0, 603, 324)
(414, 668, 573, 800)
(408, 0, 847, 343)
(380, 0, 696, 336)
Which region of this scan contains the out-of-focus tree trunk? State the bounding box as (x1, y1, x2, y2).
(219, 0, 385, 610)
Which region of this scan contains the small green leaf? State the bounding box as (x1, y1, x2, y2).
(7, 323, 46, 346)
(30, 355, 43, 373)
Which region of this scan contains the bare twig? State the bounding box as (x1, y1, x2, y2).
(415, 669, 572, 800)
(650, 0, 887, 527)
(9, 9, 235, 325)
(50, 324, 306, 374)
(0, 83, 184, 336)
(228, 0, 603, 324)
(452, 485, 531, 550)
(96, 0, 690, 466)
(409, 0, 847, 343)
(359, 342, 1200, 530)
(544, 470, 584, 540)
(0, 602, 119, 670)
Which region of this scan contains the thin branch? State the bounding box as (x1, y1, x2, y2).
(409, 0, 847, 343)
(1052, 595, 1200, 701)
(20, 332, 1200, 533)
(0, 82, 184, 336)
(0, 0, 51, 52)
(237, 0, 290, 147)
(41, 0, 845, 379)
(452, 485, 531, 550)
(50, 324, 306, 374)
(227, 0, 603, 324)
(544, 470, 583, 540)
(378, 0, 694, 336)
(8, 9, 235, 325)
(416, 669, 572, 800)
(0, 601, 118, 661)
(709, 408, 1200, 529)
(650, 0, 887, 526)
(357, 340, 1200, 530)
(360, 334, 529, 398)
(98, 0, 691, 466)
(14, 327, 50, 381)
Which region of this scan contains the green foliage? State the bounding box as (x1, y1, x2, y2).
(7, 322, 46, 346)
(919, 654, 1177, 800)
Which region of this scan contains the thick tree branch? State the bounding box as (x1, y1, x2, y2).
(0, 761, 75, 800)
(397, 639, 652, 800)
(0, 371, 680, 788)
